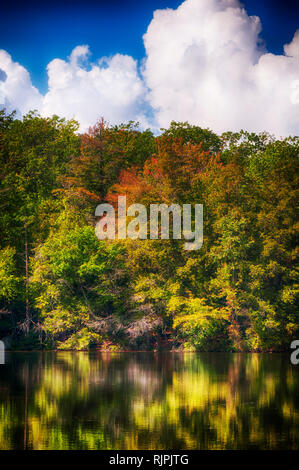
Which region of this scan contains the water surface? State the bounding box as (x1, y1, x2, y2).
(0, 352, 298, 449)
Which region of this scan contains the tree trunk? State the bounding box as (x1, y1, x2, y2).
(24, 224, 30, 333)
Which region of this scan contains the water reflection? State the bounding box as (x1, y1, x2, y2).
(0, 352, 298, 449)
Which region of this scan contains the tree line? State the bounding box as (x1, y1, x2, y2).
(0, 109, 298, 351)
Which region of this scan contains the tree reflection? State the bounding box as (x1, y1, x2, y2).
(0, 352, 298, 449)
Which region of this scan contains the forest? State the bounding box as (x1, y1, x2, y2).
(0, 108, 298, 351)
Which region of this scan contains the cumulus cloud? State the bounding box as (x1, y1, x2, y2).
(0, 46, 148, 131)
(0, 0, 299, 135)
(0, 50, 42, 115)
(42, 45, 148, 130)
(143, 0, 299, 136)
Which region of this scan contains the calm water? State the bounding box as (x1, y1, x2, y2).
(0, 352, 298, 450)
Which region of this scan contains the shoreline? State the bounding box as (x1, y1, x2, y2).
(4, 349, 289, 353)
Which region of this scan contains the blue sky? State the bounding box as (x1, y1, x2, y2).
(1, 0, 298, 92)
(0, 0, 298, 135)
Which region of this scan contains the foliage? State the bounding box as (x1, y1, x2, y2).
(0, 108, 298, 350)
(31, 224, 128, 349)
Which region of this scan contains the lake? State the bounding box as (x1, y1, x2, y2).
(0, 352, 298, 450)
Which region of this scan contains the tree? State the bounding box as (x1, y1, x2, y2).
(31, 220, 129, 349)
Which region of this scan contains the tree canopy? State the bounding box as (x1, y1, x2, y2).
(0, 110, 298, 351)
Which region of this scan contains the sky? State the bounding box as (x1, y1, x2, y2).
(0, 0, 299, 135)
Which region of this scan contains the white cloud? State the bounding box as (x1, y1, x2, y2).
(42, 46, 147, 130)
(0, 0, 299, 135)
(284, 30, 299, 58)
(143, 0, 299, 136)
(0, 50, 42, 115)
(0, 46, 148, 131)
